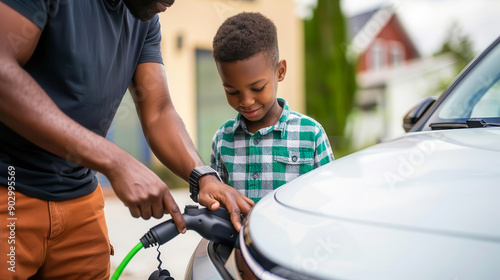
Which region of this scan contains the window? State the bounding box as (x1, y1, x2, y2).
(471, 81, 500, 117)
(196, 49, 235, 163)
(369, 40, 386, 70)
(390, 41, 404, 67)
(436, 42, 500, 120)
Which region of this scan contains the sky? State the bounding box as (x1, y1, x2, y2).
(295, 0, 500, 57)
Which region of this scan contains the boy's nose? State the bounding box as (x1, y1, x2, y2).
(239, 92, 254, 107)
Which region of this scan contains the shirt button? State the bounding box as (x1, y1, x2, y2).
(253, 172, 259, 179)
(292, 155, 298, 162)
(253, 139, 259, 145)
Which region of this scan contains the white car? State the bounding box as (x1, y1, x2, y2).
(186, 36, 500, 280)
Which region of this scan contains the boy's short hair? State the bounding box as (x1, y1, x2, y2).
(212, 12, 279, 67)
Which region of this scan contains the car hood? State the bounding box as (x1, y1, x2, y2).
(275, 127, 500, 239)
(247, 127, 500, 279)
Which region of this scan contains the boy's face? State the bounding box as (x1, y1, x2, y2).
(216, 52, 286, 131)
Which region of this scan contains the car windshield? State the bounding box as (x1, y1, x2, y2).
(424, 39, 500, 129)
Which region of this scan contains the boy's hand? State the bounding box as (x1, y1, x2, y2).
(197, 175, 254, 231)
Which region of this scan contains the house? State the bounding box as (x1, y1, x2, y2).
(349, 5, 420, 73)
(345, 5, 457, 149)
(108, 0, 304, 168)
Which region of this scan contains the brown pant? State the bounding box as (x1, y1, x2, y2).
(0, 185, 112, 279)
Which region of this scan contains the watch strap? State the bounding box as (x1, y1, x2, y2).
(189, 166, 222, 203)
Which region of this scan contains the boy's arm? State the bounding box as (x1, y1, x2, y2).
(314, 124, 335, 168)
(130, 62, 254, 231)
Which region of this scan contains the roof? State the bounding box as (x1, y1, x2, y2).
(346, 5, 419, 58)
(348, 7, 380, 39)
(347, 6, 395, 55)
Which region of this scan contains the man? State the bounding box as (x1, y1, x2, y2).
(0, 0, 253, 278)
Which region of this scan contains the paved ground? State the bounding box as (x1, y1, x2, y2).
(104, 187, 202, 280)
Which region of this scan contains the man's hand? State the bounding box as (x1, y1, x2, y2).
(197, 175, 254, 231)
(105, 153, 186, 234)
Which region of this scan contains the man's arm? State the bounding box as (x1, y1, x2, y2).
(130, 63, 254, 231)
(0, 3, 186, 232)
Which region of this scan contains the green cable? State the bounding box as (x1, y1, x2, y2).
(111, 242, 144, 280)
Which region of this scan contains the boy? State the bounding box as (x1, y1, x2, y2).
(210, 12, 334, 203)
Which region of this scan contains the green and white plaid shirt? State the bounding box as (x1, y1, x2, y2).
(210, 98, 334, 203)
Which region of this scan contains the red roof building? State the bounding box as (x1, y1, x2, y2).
(345, 6, 457, 148)
(348, 5, 420, 73)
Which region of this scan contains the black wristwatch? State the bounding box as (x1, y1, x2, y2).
(189, 166, 222, 203)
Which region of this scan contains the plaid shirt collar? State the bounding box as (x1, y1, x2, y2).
(230, 98, 290, 139)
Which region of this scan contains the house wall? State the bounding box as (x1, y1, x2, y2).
(384, 54, 457, 139)
(347, 53, 457, 149)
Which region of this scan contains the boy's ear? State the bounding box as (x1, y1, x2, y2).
(276, 59, 287, 82)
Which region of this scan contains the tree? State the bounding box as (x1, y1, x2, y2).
(430, 22, 476, 96)
(304, 0, 357, 155)
(435, 22, 475, 73)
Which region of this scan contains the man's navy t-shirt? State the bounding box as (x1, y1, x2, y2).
(0, 0, 164, 200)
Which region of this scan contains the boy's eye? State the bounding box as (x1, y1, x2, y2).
(225, 89, 239, 95)
(251, 84, 267, 92)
